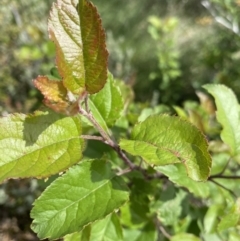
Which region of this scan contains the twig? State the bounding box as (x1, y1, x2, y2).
(209, 175, 240, 180)
(209, 179, 237, 198)
(111, 145, 137, 170)
(81, 135, 106, 142)
(79, 95, 137, 170)
(218, 158, 231, 175)
(79, 106, 114, 146)
(208, 157, 231, 178)
(155, 217, 172, 240)
(84, 94, 90, 113)
(208, 158, 240, 180)
(116, 168, 132, 176)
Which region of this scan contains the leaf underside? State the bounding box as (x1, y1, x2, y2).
(120, 115, 211, 181)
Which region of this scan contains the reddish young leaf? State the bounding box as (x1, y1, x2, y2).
(34, 76, 79, 115)
(48, 0, 108, 95)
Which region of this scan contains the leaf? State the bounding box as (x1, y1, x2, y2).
(138, 105, 171, 122)
(218, 199, 240, 231)
(173, 105, 188, 119)
(204, 84, 240, 156)
(157, 190, 186, 225)
(31, 159, 129, 240)
(123, 221, 157, 241)
(156, 164, 210, 198)
(120, 115, 211, 181)
(114, 79, 134, 111)
(87, 73, 124, 131)
(64, 232, 84, 241)
(0, 111, 83, 183)
(49, 0, 108, 94)
(170, 233, 202, 241)
(33, 76, 78, 115)
(204, 204, 224, 234)
(64, 213, 123, 241)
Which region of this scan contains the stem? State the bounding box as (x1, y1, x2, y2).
(79, 103, 113, 146)
(210, 158, 231, 178)
(116, 168, 132, 176)
(81, 135, 106, 142)
(155, 218, 172, 240)
(79, 95, 136, 170)
(209, 175, 240, 180)
(111, 145, 136, 170)
(84, 94, 90, 113)
(209, 179, 237, 198)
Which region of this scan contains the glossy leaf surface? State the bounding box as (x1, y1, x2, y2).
(31, 160, 129, 240)
(204, 84, 240, 156)
(0, 111, 83, 183)
(120, 115, 211, 181)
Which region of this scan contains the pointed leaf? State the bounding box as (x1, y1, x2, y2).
(34, 76, 78, 115)
(156, 164, 210, 198)
(0, 111, 83, 183)
(204, 204, 224, 234)
(119, 115, 211, 181)
(49, 0, 108, 94)
(86, 73, 124, 131)
(204, 84, 240, 156)
(31, 160, 129, 240)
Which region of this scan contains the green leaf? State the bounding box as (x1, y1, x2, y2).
(0, 111, 83, 183)
(49, 0, 108, 94)
(218, 199, 240, 231)
(64, 213, 123, 241)
(138, 105, 171, 122)
(204, 84, 240, 156)
(120, 115, 211, 181)
(87, 73, 124, 131)
(170, 233, 202, 241)
(204, 204, 224, 234)
(156, 164, 210, 198)
(64, 232, 84, 241)
(123, 221, 157, 241)
(31, 159, 129, 240)
(157, 190, 186, 225)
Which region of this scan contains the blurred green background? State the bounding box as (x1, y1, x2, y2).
(1, 0, 240, 240)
